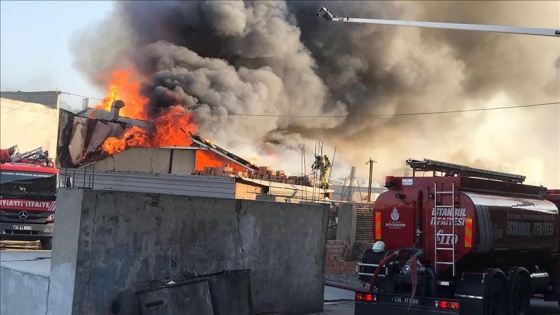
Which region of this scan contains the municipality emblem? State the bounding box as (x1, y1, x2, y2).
(391, 208, 399, 221)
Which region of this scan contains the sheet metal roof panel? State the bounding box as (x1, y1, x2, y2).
(61, 170, 235, 199)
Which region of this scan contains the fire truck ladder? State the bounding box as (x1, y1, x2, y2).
(407, 159, 526, 183)
(19, 147, 48, 162)
(433, 182, 457, 277)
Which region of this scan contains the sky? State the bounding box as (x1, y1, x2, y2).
(0, 1, 114, 110)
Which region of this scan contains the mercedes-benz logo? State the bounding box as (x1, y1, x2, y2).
(18, 211, 29, 220)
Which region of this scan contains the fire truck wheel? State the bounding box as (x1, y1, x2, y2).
(510, 271, 531, 315)
(41, 239, 52, 250)
(484, 276, 508, 315)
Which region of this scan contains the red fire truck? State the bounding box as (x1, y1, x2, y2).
(0, 145, 57, 249)
(356, 159, 560, 315)
(547, 189, 560, 212)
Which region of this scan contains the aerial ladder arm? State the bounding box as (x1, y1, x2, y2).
(317, 7, 560, 38)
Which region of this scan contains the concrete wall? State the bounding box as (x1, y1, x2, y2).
(1, 91, 59, 109)
(91, 147, 199, 175)
(60, 169, 236, 199)
(49, 189, 329, 315)
(0, 98, 59, 157)
(1, 264, 50, 315)
(336, 203, 356, 250)
(93, 148, 176, 173)
(169, 149, 196, 175)
(47, 189, 84, 315)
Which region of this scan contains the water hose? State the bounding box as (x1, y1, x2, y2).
(409, 255, 418, 311)
(368, 251, 399, 292)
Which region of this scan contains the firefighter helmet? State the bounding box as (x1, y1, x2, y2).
(372, 241, 385, 252)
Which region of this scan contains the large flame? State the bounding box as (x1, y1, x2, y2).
(97, 69, 197, 155)
(152, 106, 196, 147)
(195, 150, 248, 173)
(95, 70, 149, 120)
(101, 126, 150, 155)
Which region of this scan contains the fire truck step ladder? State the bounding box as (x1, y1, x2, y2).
(433, 182, 457, 277)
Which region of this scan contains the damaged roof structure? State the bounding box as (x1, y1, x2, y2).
(59, 100, 333, 203)
(58, 100, 154, 167)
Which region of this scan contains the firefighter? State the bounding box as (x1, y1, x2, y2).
(311, 154, 332, 189)
(359, 241, 387, 288)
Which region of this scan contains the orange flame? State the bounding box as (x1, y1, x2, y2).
(195, 150, 248, 173)
(100, 107, 197, 155)
(94, 69, 259, 172)
(95, 69, 198, 155)
(95, 70, 148, 120)
(152, 106, 196, 147)
(101, 126, 150, 155)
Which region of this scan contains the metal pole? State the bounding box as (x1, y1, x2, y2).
(317, 7, 560, 38)
(328, 146, 337, 184)
(330, 17, 560, 37)
(366, 159, 377, 202)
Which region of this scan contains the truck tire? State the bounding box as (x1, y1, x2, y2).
(484, 276, 508, 315)
(41, 239, 52, 250)
(510, 270, 531, 315)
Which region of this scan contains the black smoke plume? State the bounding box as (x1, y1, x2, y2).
(71, 1, 559, 186)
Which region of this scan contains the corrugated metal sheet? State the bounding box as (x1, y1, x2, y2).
(60, 169, 235, 199)
(75, 108, 154, 129)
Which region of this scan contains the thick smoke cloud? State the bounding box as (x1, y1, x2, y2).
(71, 1, 559, 187)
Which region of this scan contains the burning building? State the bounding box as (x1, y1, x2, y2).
(55, 73, 330, 201)
(59, 128, 331, 202)
(57, 69, 198, 168)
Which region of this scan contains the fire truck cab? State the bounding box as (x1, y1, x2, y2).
(0, 145, 58, 249)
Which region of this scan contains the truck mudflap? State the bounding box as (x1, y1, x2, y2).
(354, 291, 461, 315)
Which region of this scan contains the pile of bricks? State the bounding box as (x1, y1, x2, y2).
(193, 164, 315, 186)
(191, 164, 239, 177)
(325, 240, 358, 275)
(245, 166, 313, 185)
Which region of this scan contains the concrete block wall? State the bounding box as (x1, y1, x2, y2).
(355, 204, 374, 243)
(336, 203, 356, 244)
(234, 181, 264, 200)
(324, 241, 356, 275)
(48, 189, 329, 315)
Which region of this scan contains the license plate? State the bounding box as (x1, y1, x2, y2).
(13, 225, 32, 231)
(392, 296, 420, 305)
